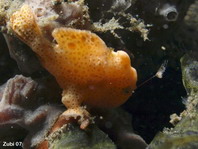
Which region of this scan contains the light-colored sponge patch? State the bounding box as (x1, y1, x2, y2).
(10, 4, 42, 47)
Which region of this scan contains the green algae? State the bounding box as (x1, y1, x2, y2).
(48, 124, 116, 149)
(148, 52, 198, 149)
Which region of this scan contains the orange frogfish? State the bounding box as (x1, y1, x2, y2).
(10, 4, 137, 129)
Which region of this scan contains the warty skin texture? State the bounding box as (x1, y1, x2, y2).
(10, 4, 137, 129)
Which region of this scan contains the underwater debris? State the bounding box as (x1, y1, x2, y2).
(10, 4, 137, 129)
(92, 17, 124, 38)
(126, 15, 150, 41)
(87, 0, 149, 40)
(92, 11, 150, 41)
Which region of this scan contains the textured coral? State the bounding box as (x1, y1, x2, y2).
(10, 4, 137, 128)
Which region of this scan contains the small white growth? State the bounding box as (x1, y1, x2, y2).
(122, 13, 150, 41)
(92, 17, 123, 32)
(92, 17, 123, 38)
(128, 17, 149, 41)
(99, 116, 103, 119)
(137, 60, 168, 89)
(111, 0, 132, 11)
(161, 46, 166, 50)
(155, 60, 168, 79)
(92, 0, 150, 40)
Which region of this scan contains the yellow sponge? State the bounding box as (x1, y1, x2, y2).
(10, 4, 137, 109)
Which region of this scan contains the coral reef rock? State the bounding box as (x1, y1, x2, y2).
(45, 124, 116, 149)
(148, 52, 198, 149)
